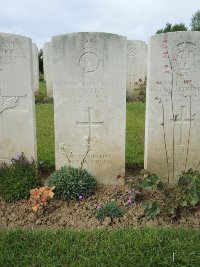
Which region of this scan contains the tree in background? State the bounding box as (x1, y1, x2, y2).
(191, 10, 200, 31)
(38, 49, 43, 74)
(156, 23, 188, 34)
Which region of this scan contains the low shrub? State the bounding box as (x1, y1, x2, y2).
(96, 202, 125, 221)
(0, 153, 41, 202)
(35, 91, 53, 104)
(133, 79, 146, 103)
(46, 166, 96, 200)
(129, 169, 200, 219)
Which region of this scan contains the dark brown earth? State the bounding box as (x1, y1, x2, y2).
(1, 180, 200, 230)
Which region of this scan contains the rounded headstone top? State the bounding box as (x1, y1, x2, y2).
(52, 32, 127, 41)
(0, 32, 32, 42)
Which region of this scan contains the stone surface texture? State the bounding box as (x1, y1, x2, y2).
(145, 31, 200, 183)
(0, 33, 37, 163)
(52, 32, 126, 185)
(32, 43, 39, 91)
(126, 40, 147, 99)
(43, 42, 53, 97)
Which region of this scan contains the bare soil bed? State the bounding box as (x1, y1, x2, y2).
(1, 180, 200, 230)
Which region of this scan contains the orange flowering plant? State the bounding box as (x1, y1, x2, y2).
(29, 186, 55, 212)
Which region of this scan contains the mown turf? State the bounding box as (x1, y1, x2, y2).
(126, 102, 145, 166)
(36, 82, 145, 169)
(0, 228, 200, 267)
(39, 80, 47, 97)
(36, 103, 55, 168)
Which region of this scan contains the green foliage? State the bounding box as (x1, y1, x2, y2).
(35, 90, 53, 104)
(191, 10, 200, 31)
(130, 169, 200, 219)
(38, 49, 43, 74)
(96, 202, 125, 221)
(178, 169, 200, 207)
(46, 166, 96, 200)
(156, 22, 188, 34)
(142, 201, 161, 219)
(0, 153, 41, 202)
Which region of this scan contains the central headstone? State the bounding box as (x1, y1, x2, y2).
(52, 32, 126, 185)
(145, 31, 200, 183)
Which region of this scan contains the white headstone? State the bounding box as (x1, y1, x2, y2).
(52, 32, 126, 185)
(0, 33, 37, 163)
(43, 42, 53, 97)
(145, 31, 200, 183)
(126, 40, 147, 100)
(32, 43, 39, 91)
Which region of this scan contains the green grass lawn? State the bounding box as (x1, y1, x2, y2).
(0, 228, 200, 267)
(36, 82, 145, 169)
(126, 102, 145, 166)
(36, 104, 55, 168)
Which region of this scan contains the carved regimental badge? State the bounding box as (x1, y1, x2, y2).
(127, 44, 138, 57)
(76, 36, 102, 74)
(171, 41, 200, 76)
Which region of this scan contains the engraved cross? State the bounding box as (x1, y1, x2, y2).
(76, 107, 104, 147)
(171, 106, 194, 146)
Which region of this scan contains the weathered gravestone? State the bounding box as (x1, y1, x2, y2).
(32, 43, 39, 91)
(0, 33, 37, 164)
(52, 32, 126, 185)
(145, 31, 200, 183)
(126, 40, 147, 100)
(43, 42, 53, 97)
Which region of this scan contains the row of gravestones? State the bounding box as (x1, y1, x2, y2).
(43, 39, 147, 99)
(1, 31, 200, 185)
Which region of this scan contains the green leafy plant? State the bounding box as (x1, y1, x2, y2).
(130, 169, 200, 220)
(96, 202, 125, 221)
(142, 201, 161, 219)
(46, 166, 96, 200)
(0, 153, 41, 202)
(177, 169, 200, 207)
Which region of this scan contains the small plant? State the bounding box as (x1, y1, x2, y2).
(0, 153, 41, 202)
(59, 135, 93, 168)
(131, 169, 200, 220)
(30, 186, 55, 212)
(133, 79, 146, 103)
(35, 90, 53, 104)
(59, 143, 75, 167)
(96, 201, 125, 221)
(46, 166, 96, 200)
(142, 201, 161, 219)
(177, 169, 200, 207)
